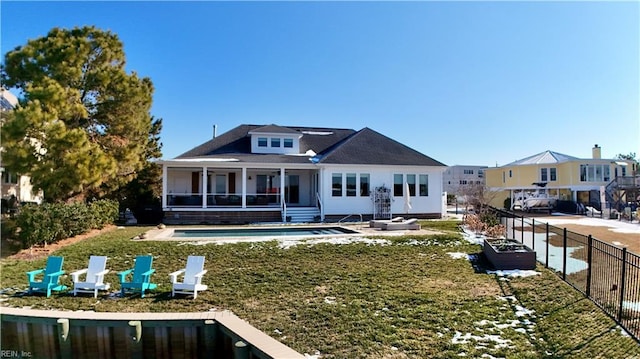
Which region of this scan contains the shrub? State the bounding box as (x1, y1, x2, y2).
(89, 199, 119, 228)
(15, 199, 118, 248)
(1, 218, 17, 240)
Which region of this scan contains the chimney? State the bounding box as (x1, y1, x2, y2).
(213, 124, 217, 138)
(592, 144, 601, 159)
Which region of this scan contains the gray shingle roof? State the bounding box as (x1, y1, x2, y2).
(317, 127, 446, 166)
(176, 124, 446, 167)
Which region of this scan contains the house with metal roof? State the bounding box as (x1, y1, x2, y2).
(485, 145, 638, 212)
(160, 124, 447, 224)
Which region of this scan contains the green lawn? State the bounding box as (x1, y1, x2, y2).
(1, 222, 638, 358)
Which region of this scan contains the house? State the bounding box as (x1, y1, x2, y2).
(443, 165, 488, 202)
(160, 124, 447, 224)
(1, 88, 44, 208)
(485, 145, 638, 212)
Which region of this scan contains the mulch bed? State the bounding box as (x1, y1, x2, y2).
(7, 225, 117, 261)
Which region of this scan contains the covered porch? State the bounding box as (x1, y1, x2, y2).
(161, 163, 321, 223)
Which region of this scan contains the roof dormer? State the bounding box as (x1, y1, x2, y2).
(249, 125, 303, 154)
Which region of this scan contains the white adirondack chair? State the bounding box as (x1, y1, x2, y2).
(169, 256, 208, 299)
(71, 256, 111, 298)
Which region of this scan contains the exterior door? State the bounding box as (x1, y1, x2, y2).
(285, 175, 299, 205)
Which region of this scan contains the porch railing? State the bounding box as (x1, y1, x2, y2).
(166, 193, 281, 208)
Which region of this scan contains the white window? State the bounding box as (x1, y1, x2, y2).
(258, 137, 268, 147)
(346, 173, 356, 197)
(332, 173, 342, 197)
(419, 175, 428, 196)
(407, 174, 416, 196)
(394, 174, 403, 196)
(271, 138, 281, 148)
(360, 174, 370, 196)
(283, 138, 293, 148)
(463, 169, 474, 174)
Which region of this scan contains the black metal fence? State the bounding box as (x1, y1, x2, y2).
(490, 207, 640, 341)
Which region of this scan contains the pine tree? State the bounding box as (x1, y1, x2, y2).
(1, 26, 158, 202)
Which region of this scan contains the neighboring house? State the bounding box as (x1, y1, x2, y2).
(443, 165, 488, 201)
(160, 124, 447, 224)
(485, 145, 638, 211)
(0, 88, 43, 206)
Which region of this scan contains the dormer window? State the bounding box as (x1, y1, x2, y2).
(249, 125, 303, 154)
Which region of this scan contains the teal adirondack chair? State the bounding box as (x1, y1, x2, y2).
(26, 256, 67, 297)
(118, 255, 157, 298)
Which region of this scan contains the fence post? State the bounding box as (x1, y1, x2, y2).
(618, 248, 628, 322)
(563, 228, 567, 281)
(521, 215, 525, 243)
(512, 216, 516, 240)
(545, 223, 549, 268)
(586, 235, 593, 298)
(532, 219, 535, 250)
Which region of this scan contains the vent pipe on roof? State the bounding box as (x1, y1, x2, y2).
(592, 144, 601, 159)
(213, 125, 217, 138)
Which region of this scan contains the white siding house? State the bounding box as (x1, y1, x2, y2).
(160, 124, 447, 224)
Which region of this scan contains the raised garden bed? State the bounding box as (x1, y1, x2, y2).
(483, 239, 536, 270)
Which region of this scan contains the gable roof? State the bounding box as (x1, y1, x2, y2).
(175, 124, 446, 167)
(248, 124, 300, 135)
(505, 150, 579, 166)
(317, 127, 446, 166)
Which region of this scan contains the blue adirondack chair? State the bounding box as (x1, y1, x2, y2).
(26, 256, 67, 297)
(118, 255, 157, 298)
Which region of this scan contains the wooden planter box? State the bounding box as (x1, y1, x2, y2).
(483, 239, 536, 270)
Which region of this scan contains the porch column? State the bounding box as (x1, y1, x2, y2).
(202, 166, 207, 208)
(162, 165, 167, 208)
(280, 168, 285, 204)
(241, 167, 247, 208)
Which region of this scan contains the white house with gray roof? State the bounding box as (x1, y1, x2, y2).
(160, 124, 447, 224)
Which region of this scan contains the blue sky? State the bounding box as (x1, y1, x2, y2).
(2, 1, 638, 166)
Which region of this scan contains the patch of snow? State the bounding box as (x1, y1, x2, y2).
(461, 227, 486, 245)
(304, 351, 321, 359)
(514, 305, 535, 317)
(324, 297, 337, 304)
(486, 269, 540, 278)
(481, 355, 505, 359)
(451, 331, 513, 348)
(280, 237, 391, 249)
(448, 252, 470, 260)
(616, 325, 631, 338)
(274, 329, 282, 335)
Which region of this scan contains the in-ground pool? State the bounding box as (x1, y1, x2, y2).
(171, 226, 359, 238)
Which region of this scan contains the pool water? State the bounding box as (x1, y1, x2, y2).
(171, 226, 358, 238)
